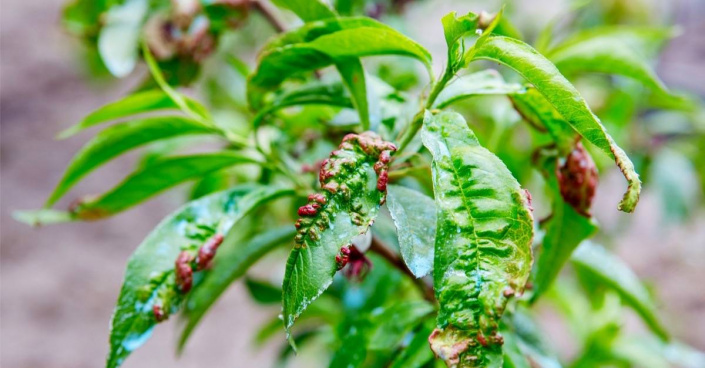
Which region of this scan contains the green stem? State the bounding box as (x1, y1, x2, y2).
(395, 67, 454, 158)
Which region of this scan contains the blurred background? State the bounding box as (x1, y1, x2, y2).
(1, 0, 704, 367)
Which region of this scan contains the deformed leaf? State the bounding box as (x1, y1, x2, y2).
(386, 184, 436, 278)
(470, 35, 641, 212)
(72, 153, 261, 220)
(57, 90, 209, 139)
(434, 70, 525, 109)
(47, 116, 219, 207)
(107, 185, 294, 368)
(282, 132, 397, 336)
(421, 111, 534, 367)
(178, 226, 295, 350)
(571, 242, 669, 340)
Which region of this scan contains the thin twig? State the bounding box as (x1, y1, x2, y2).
(250, 0, 286, 33)
(369, 236, 436, 303)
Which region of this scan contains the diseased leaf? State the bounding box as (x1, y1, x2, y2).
(469, 35, 641, 212)
(72, 153, 261, 219)
(368, 300, 434, 351)
(389, 320, 436, 368)
(386, 184, 436, 278)
(107, 185, 293, 368)
(282, 133, 397, 336)
(178, 226, 295, 350)
(248, 17, 431, 111)
(571, 242, 669, 340)
(244, 277, 284, 305)
(57, 90, 209, 139)
(98, 0, 147, 77)
(546, 26, 674, 96)
(270, 0, 336, 22)
(434, 70, 525, 109)
(47, 117, 218, 207)
(421, 111, 534, 367)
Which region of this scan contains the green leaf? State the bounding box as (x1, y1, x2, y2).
(531, 159, 599, 302)
(386, 184, 436, 278)
(389, 320, 436, 368)
(509, 88, 578, 155)
(73, 153, 261, 219)
(546, 27, 675, 96)
(329, 324, 367, 368)
(571, 242, 669, 340)
(107, 185, 293, 368)
(282, 133, 396, 336)
(336, 57, 370, 130)
(47, 117, 219, 207)
(502, 332, 531, 368)
(441, 11, 479, 71)
(368, 300, 434, 351)
(57, 90, 209, 139)
(253, 80, 352, 127)
(142, 44, 211, 122)
(249, 17, 432, 111)
(434, 70, 525, 109)
(244, 277, 284, 305)
(470, 35, 641, 212)
(98, 0, 147, 77)
(178, 226, 295, 350)
(421, 111, 534, 367)
(13, 209, 76, 227)
(270, 0, 336, 22)
(503, 311, 563, 368)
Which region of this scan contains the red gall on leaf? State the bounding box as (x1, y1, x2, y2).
(175, 251, 194, 293)
(196, 233, 224, 271)
(152, 304, 168, 322)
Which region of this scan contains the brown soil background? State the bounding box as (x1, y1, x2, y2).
(1, 0, 704, 367)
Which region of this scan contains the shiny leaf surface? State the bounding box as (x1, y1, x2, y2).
(421, 111, 534, 367)
(107, 185, 293, 368)
(386, 184, 436, 278)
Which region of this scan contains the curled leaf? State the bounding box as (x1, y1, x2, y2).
(421, 111, 534, 367)
(470, 35, 641, 212)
